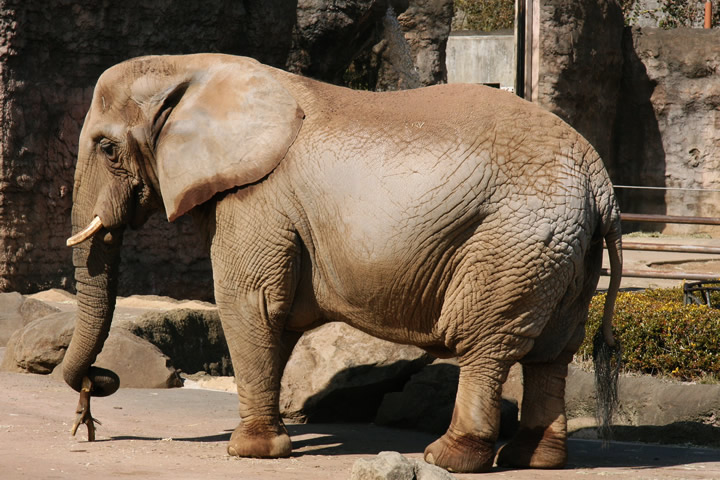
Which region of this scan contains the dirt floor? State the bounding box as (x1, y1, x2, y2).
(3, 235, 720, 479)
(2, 370, 720, 480)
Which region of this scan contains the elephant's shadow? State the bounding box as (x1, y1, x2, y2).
(109, 359, 720, 469)
(130, 422, 720, 471)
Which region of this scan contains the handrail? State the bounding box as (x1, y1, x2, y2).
(622, 242, 720, 255)
(621, 213, 720, 226)
(600, 211, 720, 282)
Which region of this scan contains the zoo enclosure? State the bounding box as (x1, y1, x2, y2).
(602, 185, 720, 282)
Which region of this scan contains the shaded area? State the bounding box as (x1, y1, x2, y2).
(373, 361, 519, 439)
(565, 436, 720, 470)
(127, 309, 232, 376)
(299, 360, 428, 423)
(612, 27, 667, 232)
(573, 422, 720, 450)
(539, 0, 625, 166)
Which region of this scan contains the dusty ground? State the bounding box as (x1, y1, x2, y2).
(3, 236, 720, 479)
(2, 371, 720, 480)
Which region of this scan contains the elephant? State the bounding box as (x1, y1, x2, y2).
(63, 53, 623, 473)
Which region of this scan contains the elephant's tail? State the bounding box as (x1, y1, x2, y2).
(593, 199, 623, 442)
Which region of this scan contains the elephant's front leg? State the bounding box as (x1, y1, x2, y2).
(219, 295, 301, 458)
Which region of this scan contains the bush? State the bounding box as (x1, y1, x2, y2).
(453, 0, 515, 31)
(621, 0, 720, 28)
(578, 288, 720, 382)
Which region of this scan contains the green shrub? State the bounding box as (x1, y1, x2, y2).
(578, 288, 720, 382)
(621, 0, 720, 28)
(453, 0, 515, 31)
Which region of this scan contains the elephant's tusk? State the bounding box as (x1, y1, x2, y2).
(66, 217, 104, 247)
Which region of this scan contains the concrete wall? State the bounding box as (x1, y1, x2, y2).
(445, 32, 516, 88)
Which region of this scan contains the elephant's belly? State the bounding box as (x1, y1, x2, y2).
(301, 249, 458, 348)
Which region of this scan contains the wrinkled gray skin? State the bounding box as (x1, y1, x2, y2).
(65, 54, 622, 473)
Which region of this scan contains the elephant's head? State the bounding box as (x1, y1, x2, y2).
(63, 54, 304, 398)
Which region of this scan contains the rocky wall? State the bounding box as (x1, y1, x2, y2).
(614, 27, 720, 235)
(536, 0, 625, 167)
(537, 3, 720, 236)
(0, 0, 452, 297)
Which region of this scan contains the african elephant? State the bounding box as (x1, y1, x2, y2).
(64, 53, 622, 473)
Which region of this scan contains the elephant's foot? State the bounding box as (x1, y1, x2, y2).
(495, 426, 567, 469)
(227, 417, 292, 458)
(424, 430, 495, 473)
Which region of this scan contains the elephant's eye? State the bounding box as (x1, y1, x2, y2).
(98, 140, 119, 163)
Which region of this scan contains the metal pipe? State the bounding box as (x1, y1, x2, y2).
(613, 185, 720, 193)
(621, 213, 720, 226)
(515, 0, 526, 98)
(705, 0, 713, 29)
(600, 268, 719, 281)
(621, 242, 720, 255)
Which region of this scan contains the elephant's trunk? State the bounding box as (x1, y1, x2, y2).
(62, 232, 123, 397)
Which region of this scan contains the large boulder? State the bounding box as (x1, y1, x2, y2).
(0, 312, 75, 374)
(0, 292, 25, 346)
(0, 310, 181, 388)
(124, 309, 231, 376)
(280, 322, 433, 422)
(52, 328, 182, 389)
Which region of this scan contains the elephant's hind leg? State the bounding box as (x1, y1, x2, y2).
(423, 246, 556, 473)
(423, 359, 512, 472)
(495, 359, 570, 469)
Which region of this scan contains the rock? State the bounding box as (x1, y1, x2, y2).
(19, 297, 62, 324)
(343, 0, 454, 91)
(0, 312, 75, 374)
(124, 308, 231, 376)
(349, 451, 456, 480)
(0, 292, 26, 346)
(375, 359, 519, 439)
(396, 0, 453, 87)
(1, 309, 181, 389)
(53, 328, 182, 389)
(412, 457, 457, 480)
(0, 290, 228, 383)
(538, 0, 624, 166)
(613, 27, 720, 233)
(280, 323, 433, 422)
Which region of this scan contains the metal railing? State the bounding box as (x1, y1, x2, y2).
(600, 185, 720, 281)
(600, 213, 720, 281)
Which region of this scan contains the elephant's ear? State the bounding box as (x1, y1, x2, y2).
(152, 62, 304, 221)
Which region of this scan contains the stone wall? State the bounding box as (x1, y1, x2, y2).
(0, 0, 452, 297)
(614, 27, 720, 235)
(536, 3, 720, 236)
(536, 0, 625, 167)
